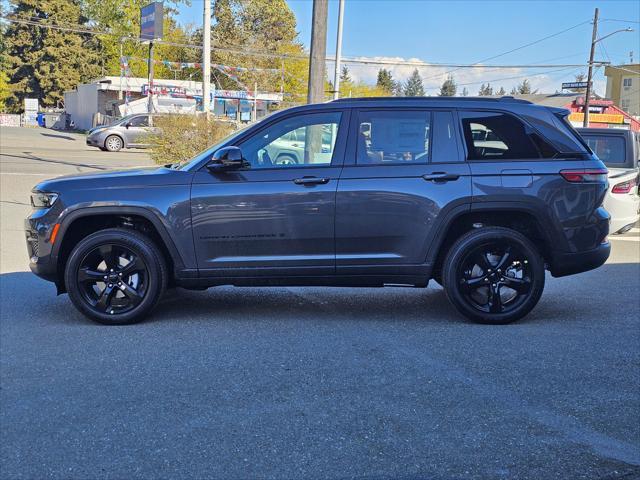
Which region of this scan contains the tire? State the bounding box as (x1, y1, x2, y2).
(274, 154, 298, 166)
(64, 228, 167, 325)
(442, 227, 545, 324)
(104, 135, 123, 152)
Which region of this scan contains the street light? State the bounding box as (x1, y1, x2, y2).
(584, 8, 634, 127)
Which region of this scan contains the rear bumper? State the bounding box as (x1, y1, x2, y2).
(549, 242, 611, 278)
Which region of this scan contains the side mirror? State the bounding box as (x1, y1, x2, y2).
(207, 146, 245, 171)
(125, 122, 131, 129)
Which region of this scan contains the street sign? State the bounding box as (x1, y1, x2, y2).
(562, 81, 590, 90)
(140, 2, 163, 41)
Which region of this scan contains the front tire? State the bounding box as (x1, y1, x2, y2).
(64, 228, 167, 325)
(104, 135, 123, 152)
(442, 227, 545, 324)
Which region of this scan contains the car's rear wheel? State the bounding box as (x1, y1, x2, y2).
(104, 135, 123, 152)
(442, 227, 545, 324)
(64, 228, 167, 325)
(274, 154, 298, 166)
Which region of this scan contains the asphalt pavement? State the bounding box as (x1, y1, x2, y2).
(1, 127, 639, 480)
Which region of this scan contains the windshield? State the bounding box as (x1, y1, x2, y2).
(176, 122, 253, 171)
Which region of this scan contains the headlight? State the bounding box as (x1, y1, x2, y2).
(30, 192, 59, 209)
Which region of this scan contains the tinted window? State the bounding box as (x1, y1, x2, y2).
(239, 112, 341, 169)
(129, 115, 149, 127)
(357, 110, 430, 164)
(431, 111, 461, 162)
(460, 111, 556, 160)
(583, 135, 626, 166)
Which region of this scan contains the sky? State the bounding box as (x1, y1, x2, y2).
(176, 0, 640, 95)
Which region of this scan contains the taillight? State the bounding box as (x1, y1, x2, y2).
(611, 177, 637, 194)
(560, 168, 608, 183)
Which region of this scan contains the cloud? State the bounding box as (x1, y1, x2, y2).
(327, 56, 585, 95)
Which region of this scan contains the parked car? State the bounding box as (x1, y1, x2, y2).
(27, 97, 610, 325)
(576, 127, 639, 234)
(86, 114, 161, 152)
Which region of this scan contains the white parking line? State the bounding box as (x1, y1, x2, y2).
(610, 236, 640, 242)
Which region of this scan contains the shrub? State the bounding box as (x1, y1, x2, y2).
(147, 114, 237, 165)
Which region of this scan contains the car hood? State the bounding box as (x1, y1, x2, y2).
(33, 167, 193, 193)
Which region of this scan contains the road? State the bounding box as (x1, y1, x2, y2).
(1, 127, 639, 480)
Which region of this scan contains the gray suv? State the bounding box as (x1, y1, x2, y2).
(27, 97, 610, 325)
(86, 114, 160, 152)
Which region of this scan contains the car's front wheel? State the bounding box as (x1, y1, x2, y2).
(64, 228, 167, 324)
(104, 135, 123, 152)
(442, 227, 545, 324)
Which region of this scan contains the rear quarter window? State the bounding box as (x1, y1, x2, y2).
(582, 135, 627, 168)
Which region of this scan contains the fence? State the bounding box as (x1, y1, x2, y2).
(0, 114, 22, 127)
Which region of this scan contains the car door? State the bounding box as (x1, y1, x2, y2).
(124, 114, 150, 146)
(191, 109, 349, 277)
(335, 108, 472, 276)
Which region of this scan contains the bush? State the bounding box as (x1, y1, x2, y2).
(147, 114, 237, 165)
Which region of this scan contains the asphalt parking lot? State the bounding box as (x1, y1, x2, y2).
(1, 126, 639, 479)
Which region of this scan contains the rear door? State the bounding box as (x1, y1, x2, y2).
(335, 108, 471, 276)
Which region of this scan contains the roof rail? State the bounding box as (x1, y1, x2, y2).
(331, 96, 532, 104)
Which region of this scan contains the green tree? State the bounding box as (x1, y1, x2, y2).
(478, 83, 493, 96)
(461, 87, 469, 96)
(403, 69, 424, 97)
(496, 86, 506, 96)
(438, 74, 457, 97)
(515, 78, 537, 94)
(376, 68, 395, 95)
(339, 65, 352, 85)
(4, 0, 101, 112)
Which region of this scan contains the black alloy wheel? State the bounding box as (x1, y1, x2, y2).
(442, 227, 545, 324)
(65, 228, 167, 324)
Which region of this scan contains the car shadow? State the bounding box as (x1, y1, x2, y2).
(40, 133, 76, 141)
(2, 263, 638, 327)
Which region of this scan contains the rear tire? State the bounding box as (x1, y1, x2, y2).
(104, 135, 123, 152)
(64, 228, 167, 325)
(442, 227, 545, 324)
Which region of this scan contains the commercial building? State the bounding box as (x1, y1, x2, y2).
(604, 64, 639, 117)
(63, 76, 284, 130)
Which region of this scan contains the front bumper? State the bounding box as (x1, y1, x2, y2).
(549, 242, 611, 278)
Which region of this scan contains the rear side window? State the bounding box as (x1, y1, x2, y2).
(357, 110, 430, 164)
(583, 135, 626, 167)
(460, 111, 557, 160)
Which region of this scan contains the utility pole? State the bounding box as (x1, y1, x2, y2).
(202, 0, 211, 117)
(332, 0, 345, 100)
(147, 41, 155, 113)
(119, 40, 123, 101)
(307, 0, 328, 104)
(583, 7, 599, 127)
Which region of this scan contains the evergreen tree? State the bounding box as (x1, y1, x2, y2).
(403, 69, 425, 96)
(376, 68, 396, 95)
(438, 74, 457, 96)
(461, 87, 469, 96)
(478, 83, 493, 96)
(515, 78, 537, 94)
(510, 86, 518, 95)
(496, 86, 506, 96)
(339, 65, 352, 84)
(5, 0, 101, 112)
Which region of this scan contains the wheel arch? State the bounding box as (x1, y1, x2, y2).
(53, 207, 186, 293)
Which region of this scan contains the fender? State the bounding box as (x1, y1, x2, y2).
(52, 205, 187, 273)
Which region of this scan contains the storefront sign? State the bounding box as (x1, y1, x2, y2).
(141, 2, 163, 40)
(568, 112, 625, 124)
(562, 81, 590, 90)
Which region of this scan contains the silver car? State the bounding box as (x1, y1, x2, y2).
(86, 114, 160, 152)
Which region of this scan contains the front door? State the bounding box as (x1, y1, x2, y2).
(124, 114, 150, 146)
(191, 109, 349, 277)
(335, 109, 472, 276)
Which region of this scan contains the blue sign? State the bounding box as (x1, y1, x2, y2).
(141, 2, 163, 41)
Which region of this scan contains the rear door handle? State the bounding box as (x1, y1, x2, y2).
(293, 176, 330, 186)
(422, 172, 460, 182)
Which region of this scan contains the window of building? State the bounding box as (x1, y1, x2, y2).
(460, 111, 557, 160)
(239, 112, 342, 169)
(356, 110, 431, 164)
(623, 78, 633, 87)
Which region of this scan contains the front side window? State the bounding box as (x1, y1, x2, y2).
(357, 110, 431, 164)
(583, 135, 626, 166)
(129, 115, 149, 127)
(239, 112, 342, 169)
(460, 111, 556, 160)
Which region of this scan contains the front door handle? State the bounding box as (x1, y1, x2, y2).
(422, 172, 460, 182)
(293, 176, 330, 186)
